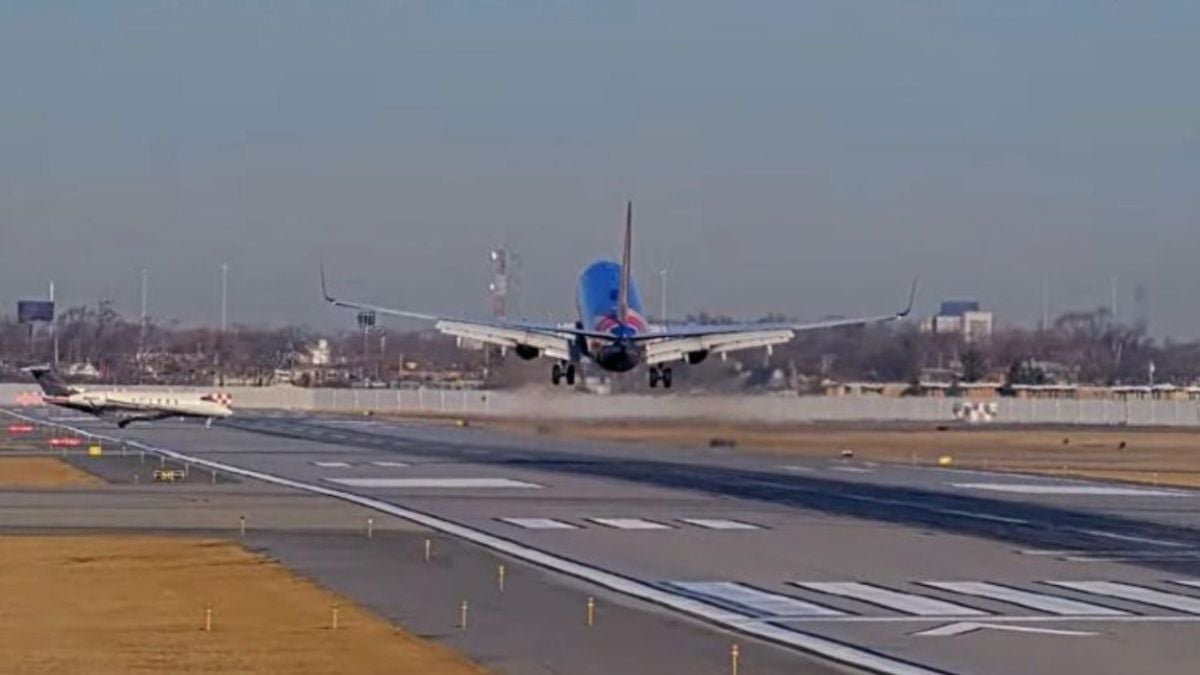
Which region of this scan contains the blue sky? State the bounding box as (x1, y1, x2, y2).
(1, 2, 1197, 334)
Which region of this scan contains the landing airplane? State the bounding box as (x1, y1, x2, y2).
(322, 202, 915, 388)
(23, 366, 233, 428)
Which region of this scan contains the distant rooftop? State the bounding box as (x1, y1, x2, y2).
(938, 300, 981, 317)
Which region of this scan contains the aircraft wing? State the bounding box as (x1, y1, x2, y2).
(321, 267, 612, 357)
(435, 320, 572, 361)
(642, 282, 917, 366)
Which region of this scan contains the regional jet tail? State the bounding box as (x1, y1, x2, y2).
(22, 365, 234, 428)
(322, 202, 916, 389)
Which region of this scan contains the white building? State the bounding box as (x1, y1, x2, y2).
(920, 300, 993, 342)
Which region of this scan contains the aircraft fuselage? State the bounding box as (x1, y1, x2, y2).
(576, 260, 647, 372)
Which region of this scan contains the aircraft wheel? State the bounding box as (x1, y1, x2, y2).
(662, 367, 673, 389)
(565, 364, 577, 386)
(648, 367, 660, 388)
(551, 363, 563, 385)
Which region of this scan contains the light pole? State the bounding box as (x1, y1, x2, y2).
(220, 263, 229, 333)
(140, 268, 149, 341)
(138, 269, 149, 383)
(659, 269, 668, 327)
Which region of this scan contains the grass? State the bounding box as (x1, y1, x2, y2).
(0, 456, 104, 487)
(0, 535, 488, 675)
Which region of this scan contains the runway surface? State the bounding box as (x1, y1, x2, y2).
(10, 406, 1200, 675)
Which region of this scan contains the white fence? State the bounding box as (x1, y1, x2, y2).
(2, 382, 1198, 426)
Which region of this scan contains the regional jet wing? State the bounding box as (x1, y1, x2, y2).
(642, 281, 917, 366)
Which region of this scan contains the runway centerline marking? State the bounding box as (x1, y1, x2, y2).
(838, 494, 1029, 525)
(370, 461, 411, 468)
(830, 466, 873, 474)
(312, 461, 351, 468)
(1074, 529, 1189, 548)
(325, 477, 543, 489)
(913, 622, 1098, 638)
(952, 483, 1187, 497)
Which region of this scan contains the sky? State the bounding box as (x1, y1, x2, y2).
(1, 2, 1197, 336)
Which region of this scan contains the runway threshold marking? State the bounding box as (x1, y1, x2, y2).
(680, 518, 762, 531)
(665, 581, 846, 618)
(793, 582, 988, 617)
(1045, 581, 1200, 615)
(589, 518, 672, 530)
(500, 518, 579, 530)
(919, 582, 1128, 616)
(0, 408, 952, 675)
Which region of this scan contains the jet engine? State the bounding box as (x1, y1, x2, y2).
(514, 344, 541, 360)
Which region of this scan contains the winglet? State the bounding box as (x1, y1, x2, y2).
(617, 201, 633, 324)
(319, 262, 336, 303)
(897, 279, 919, 318)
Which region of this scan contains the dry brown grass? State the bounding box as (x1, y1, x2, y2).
(0, 456, 103, 487)
(0, 535, 488, 675)
(490, 419, 1200, 489)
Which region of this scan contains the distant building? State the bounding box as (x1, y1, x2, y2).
(307, 339, 331, 366)
(920, 299, 993, 341)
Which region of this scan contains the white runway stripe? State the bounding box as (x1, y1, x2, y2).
(589, 518, 671, 530)
(680, 518, 762, 530)
(666, 582, 845, 618)
(327, 477, 542, 489)
(952, 483, 1185, 497)
(313, 461, 351, 468)
(1076, 530, 1188, 548)
(370, 461, 410, 468)
(1047, 581, 1200, 614)
(921, 581, 1128, 616)
(500, 518, 578, 530)
(795, 582, 988, 617)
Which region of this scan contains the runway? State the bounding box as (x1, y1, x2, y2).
(10, 406, 1200, 675)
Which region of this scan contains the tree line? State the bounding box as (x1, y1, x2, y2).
(0, 303, 1192, 390)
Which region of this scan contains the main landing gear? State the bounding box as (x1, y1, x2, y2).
(649, 366, 673, 389)
(551, 362, 577, 386)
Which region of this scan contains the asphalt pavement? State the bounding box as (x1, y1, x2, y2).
(9, 406, 1200, 675)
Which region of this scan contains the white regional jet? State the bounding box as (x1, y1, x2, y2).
(23, 366, 233, 428)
